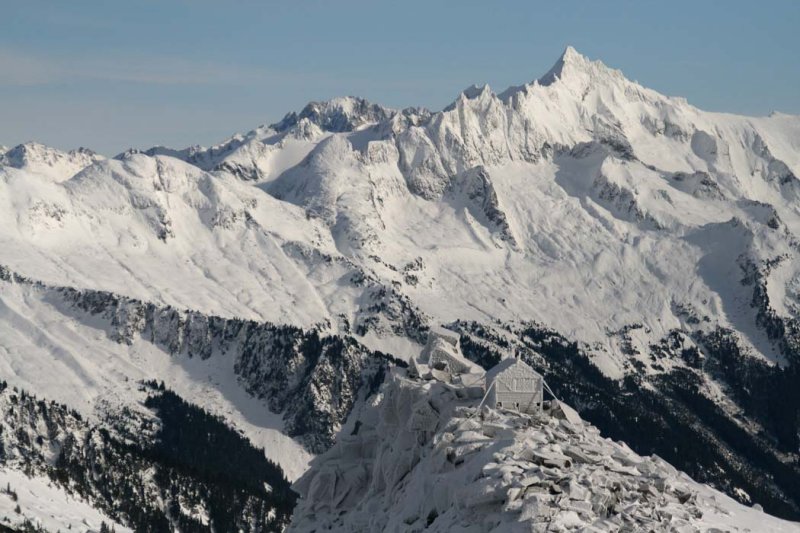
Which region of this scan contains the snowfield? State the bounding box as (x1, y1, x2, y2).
(0, 277, 312, 480)
(0, 468, 129, 532)
(1, 48, 798, 374)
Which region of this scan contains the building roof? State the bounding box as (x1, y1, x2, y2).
(554, 400, 583, 426)
(485, 357, 542, 383)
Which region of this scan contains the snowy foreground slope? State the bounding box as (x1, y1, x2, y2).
(2, 46, 800, 529)
(291, 370, 796, 532)
(0, 469, 129, 533)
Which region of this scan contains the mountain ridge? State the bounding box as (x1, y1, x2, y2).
(4, 46, 800, 369)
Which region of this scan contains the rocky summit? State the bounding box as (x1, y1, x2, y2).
(289, 370, 795, 532)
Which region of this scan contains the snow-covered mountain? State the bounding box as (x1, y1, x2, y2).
(4, 48, 800, 362)
(0, 377, 298, 531)
(0, 141, 104, 182)
(2, 46, 800, 530)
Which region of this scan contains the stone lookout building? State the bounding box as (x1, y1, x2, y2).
(410, 328, 550, 416)
(410, 327, 485, 386)
(485, 357, 544, 414)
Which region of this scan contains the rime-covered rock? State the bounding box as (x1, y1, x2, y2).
(290, 372, 796, 532)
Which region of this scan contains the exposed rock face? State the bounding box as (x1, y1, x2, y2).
(0, 265, 395, 453)
(290, 372, 793, 532)
(272, 97, 397, 133)
(592, 172, 663, 229)
(449, 166, 519, 247)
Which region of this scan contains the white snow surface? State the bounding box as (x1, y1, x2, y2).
(2, 46, 800, 528)
(0, 142, 104, 182)
(0, 468, 130, 532)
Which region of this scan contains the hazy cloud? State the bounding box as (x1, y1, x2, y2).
(0, 48, 296, 87)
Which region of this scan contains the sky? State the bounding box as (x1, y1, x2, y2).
(1, 0, 798, 155)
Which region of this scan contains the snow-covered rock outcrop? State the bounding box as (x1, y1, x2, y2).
(272, 96, 398, 134)
(290, 371, 797, 532)
(0, 141, 104, 181)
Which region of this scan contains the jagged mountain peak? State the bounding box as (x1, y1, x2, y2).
(538, 45, 623, 87)
(498, 46, 642, 110)
(441, 84, 497, 112)
(271, 95, 396, 133)
(4, 140, 96, 160)
(461, 83, 493, 100)
(560, 44, 584, 62)
(0, 141, 104, 181)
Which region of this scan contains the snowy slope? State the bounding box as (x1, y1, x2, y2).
(0, 48, 798, 370)
(0, 374, 299, 530)
(0, 272, 313, 480)
(0, 149, 431, 358)
(0, 469, 130, 533)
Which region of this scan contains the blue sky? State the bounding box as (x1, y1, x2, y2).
(1, 0, 798, 155)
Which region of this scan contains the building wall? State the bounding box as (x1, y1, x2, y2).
(488, 367, 544, 413)
(495, 389, 543, 413)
